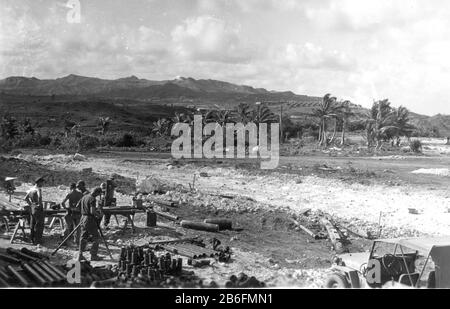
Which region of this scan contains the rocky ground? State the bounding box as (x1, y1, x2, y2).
(1, 140, 450, 287)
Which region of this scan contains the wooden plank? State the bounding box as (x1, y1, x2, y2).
(320, 218, 342, 248)
(289, 218, 318, 239)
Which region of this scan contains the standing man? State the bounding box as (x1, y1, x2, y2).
(25, 176, 45, 245)
(78, 187, 104, 261)
(61, 183, 83, 245)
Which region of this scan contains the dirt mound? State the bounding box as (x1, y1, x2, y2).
(0, 156, 136, 194)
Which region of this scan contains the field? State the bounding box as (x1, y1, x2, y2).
(1, 137, 449, 287)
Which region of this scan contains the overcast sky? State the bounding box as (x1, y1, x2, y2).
(1, 0, 449, 115)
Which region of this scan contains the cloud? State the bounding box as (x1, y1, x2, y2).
(196, 0, 307, 13)
(171, 15, 251, 63)
(304, 0, 441, 32)
(3, 0, 450, 114)
(275, 42, 356, 72)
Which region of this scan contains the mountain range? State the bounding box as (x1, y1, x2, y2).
(0, 74, 449, 136)
(0, 74, 276, 97)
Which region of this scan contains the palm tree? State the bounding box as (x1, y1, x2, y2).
(21, 118, 35, 135)
(391, 106, 414, 146)
(152, 118, 173, 137)
(64, 119, 79, 138)
(203, 110, 219, 124)
(365, 100, 398, 149)
(253, 104, 278, 124)
(233, 103, 254, 124)
(339, 101, 353, 146)
(313, 94, 340, 146)
(98, 117, 111, 135)
(172, 112, 194, 125)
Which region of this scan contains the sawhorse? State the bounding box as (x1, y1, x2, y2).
(48, 215, 65, 230)
(0, 217, 10, 233)
(121, 214, 136, 233)
(10, 218, 28, 244)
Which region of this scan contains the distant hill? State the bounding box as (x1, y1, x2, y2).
(0, 75, 268, 97)
(0, 74, 449, 136)
(0, 74, 361, 115)
(409, 113, 450, 137)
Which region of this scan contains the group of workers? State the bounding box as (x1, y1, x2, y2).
(24, 176, 116, 261)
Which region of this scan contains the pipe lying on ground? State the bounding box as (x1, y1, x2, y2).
(7, 265, 30, 287)
(0, 253, 21, 264)
(21, 263, 48, 286)
(0, 276, 9, 287)
(7, 248, 38, 262)
(41, 261, 67, 281)
(180, 220, 219, 233)
(163, 245, 197, 259)
(154, 210, 179, 221)
(204, 219, 232, 230)
(0, 267, 12, 281)
(20, 247, 49, 260)
(36, 262, 63, 282)
(30, 263, 56, 284)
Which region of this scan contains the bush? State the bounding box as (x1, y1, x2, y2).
(78, 135, 100, 150)
(117, 133, 135, 147)
(13, 134, 38, 148)
(39, 135, 52, 146)
(58, 136, 80, 151)
(410, 140, 423, 153)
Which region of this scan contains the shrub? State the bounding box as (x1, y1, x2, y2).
(117, 133, 135, 147)
(78, 135, 100, 150)
(0, 115, 19, 140)
(13, 134, 38, 148)
(58, 136, 80, 151)
(410, 140, 423, 153)
(0, 137, 12, 152)
(39, 135, 52, 146)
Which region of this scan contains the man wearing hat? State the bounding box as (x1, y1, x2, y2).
(24, 176, 45, 245)
(76, 180, 89, 195)
(78, 187, 104, 261)
(61, 183, 83, 245)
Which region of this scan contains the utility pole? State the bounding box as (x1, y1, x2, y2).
(280, 104, 284, 144)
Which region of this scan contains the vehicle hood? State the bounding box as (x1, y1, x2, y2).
(338, 252, 370, 271)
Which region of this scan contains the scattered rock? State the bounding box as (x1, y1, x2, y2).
(73, 153, 86, 161)
(82, 168, 93, 174)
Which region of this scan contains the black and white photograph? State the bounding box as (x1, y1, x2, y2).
(1, 0, 450, 294)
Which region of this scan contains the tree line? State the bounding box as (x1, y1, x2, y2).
(0, 94, 442, 151)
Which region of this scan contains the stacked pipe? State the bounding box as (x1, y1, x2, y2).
(92, 244, 205, 288)
(0, 247, 67, 287)
(225, 272, 266, 288)
(107, 246, 183, 287)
